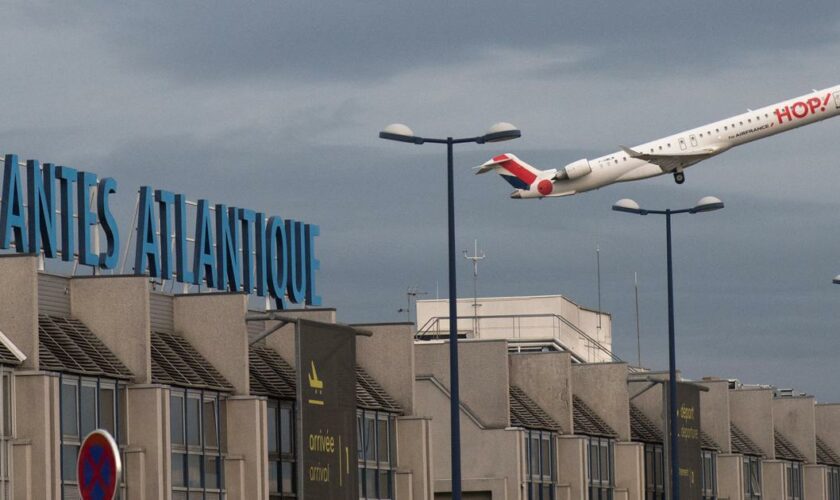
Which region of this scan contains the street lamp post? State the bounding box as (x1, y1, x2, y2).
(612, 196, 724, 500)
(379, 122, 521, 499)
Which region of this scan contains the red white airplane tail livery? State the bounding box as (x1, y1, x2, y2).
(478, 85, 840, 198)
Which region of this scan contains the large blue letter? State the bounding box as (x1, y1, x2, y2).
(239, 209, 256, 294)
(174, 194, 195, 284)
(305, 224, 322, 306)
(193, 199, 216, 288)
(26, 160, 57, 257)
(155, 190, 175, 279)
(285, 220, 306, 304)
(76, 171, 98, 266)
(254, 213, 268, 297)
(215, 204, 242, 292)
(97, 177, 120, 269)
(56, 166, 77, 261)
(134, 186, 160, 277)
(0, 155, 28, 252)
(266, 216, 287, 307)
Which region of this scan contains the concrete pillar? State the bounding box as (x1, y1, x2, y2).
(698, 379, 732, 453)
(70, 276, 152, 384)
(173, 293, 249, 394)
(557, 435, 586, 500)
(761, 461, 785, 500)
(13, 371, 60, 499)
(127, 385, 168, 500)
(355, 322, 415, 414)
(614, 441, 644, 500)
(395, 416, 433, 500)
(805, 464, 827, 500)
(772, 396, 817, 464)
(224, 396, 268, 500)
(717, 453, 745, 500)
(0, 256, 39, 369)
(11, 440, 32, 500)
(124, 447, 146, 500)
(816, 404, 840, 454)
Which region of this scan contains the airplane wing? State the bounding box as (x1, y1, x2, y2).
(619, 145, 718, 173)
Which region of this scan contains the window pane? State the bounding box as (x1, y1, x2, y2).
(2, 374, 11, 437)
(267, 405, 278, 454)
(530, 436, 540, 478)
(366, 468, 377, 497)
(378, 469, 392, 499)
(62, 382, 79, 437)
(187, 454, 202, 488)
(365, 415, 376, 462)
(80, 383, 97, 437)
(205, 455, 219, 489)
(170, 395, 184, 446)
(377, 417, 389, 465)
(203, 399, 218, 449)
(280, 405, 293, 454)
(117, 385, 127, 445)
(269, 461, 279, 492)
(99, 387, 115, 436)
(171, 453, 186, 487)
(186, 396, 201, 447)
(62, 444, 79, 480)
(281, 460, 295, 494)
(541, 436, 550, 479)
(600, 442, 609, 485)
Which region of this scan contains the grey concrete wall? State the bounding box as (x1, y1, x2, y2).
(0, 256, 39, 369)
(174, 293, 250, 394)
(355, 323, 415, 415)
(416, 340, 510, 429)
(261, 309, 337, 369)
(224, 396, 268, 500)
(628, 379, 665, 433)
(13, 371, 60, 499)
(127, 385, 168, 500)
(730, 388, 776, 459)
(772, 396, 816, 464)
(557, 436, 586, 500)
(761, 461, 785, 500)
(614, 441, 644, 500)
(816, 404, 840, 453)
(698, 379, 732, 453)
(509, 352, 573, 433)
(572, 362, 631, 440)
(70, 276, 152, 384)
(805, 464, 827, 500)
(396, 417, 434, 500)
(717, 454, 744, 500)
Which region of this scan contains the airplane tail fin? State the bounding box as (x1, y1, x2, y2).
(475, 153, 544, 190)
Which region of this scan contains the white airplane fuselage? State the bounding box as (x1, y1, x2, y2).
(486, 85, 840, 198)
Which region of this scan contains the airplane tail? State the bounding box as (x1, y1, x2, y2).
(475, 153, 545, 190)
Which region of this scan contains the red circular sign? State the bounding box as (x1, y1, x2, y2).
(77, 430, 122, 500)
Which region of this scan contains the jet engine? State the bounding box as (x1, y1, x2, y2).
(554, 158, 592, 180)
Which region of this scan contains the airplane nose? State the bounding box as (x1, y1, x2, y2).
(510, 190, 522, 199)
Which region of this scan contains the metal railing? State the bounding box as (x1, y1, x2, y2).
(416, 313, 622, 363)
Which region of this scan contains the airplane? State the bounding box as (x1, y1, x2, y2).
(477, 85, 840, 198)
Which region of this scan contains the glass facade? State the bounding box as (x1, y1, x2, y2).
(59, 375, 126, 500)
(744, 455, 762, 500)
(588, 436, 614, 500)
(267, 400, 296, 499)
(524, 430, 556, 500)
(828, 466, 840, 500)
(170, 389, 225, 499)
(701, 450, 717, 500)
(644, 443, 665, 500)
(357, 409, 396, 500)
(785, 461, 803, 500)
(0, 371, 12, 499)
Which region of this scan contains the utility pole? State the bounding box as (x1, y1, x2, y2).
(635, 271, 642, 367)
(463, 240, 485, 337)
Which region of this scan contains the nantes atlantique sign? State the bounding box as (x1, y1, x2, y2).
(0, 153, 320, 307)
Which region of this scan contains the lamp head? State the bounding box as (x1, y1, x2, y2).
(833, 275, 840, 285)
(379, 123, 424, 144)
(690, 196, 725, 214)
(612, 198, 646, 215)
(481, 122, 521, 143)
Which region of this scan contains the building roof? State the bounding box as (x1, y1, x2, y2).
(630, 404, 663, 443)
(39, 315, 133, 380)
(817, 437, 840, 467)
(248, 345, 402, 414)
(509, 385, 561, 432)
(0, 331, 24, 366)
(775, 430, 806, 462)
(151, 331, 234, 392)
(573, 395, 617, 438)
(730, 424, 764, 457)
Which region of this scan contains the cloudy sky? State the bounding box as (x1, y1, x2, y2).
(2, 2, 840, 399)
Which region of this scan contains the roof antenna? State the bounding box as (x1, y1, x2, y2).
(399, 286, 427, 324)
(463, 240, 486, 337)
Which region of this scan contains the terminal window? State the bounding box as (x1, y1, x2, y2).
(644, 443, 665, 500)
(525, 430, 556, 500)
(587, 436, 615, 500)
(743, 455, 762, 500)
(785, 461, 803, 500)
(60, 375, 126, 500)
(170, 389, 225, 500)
(357, 410, 397, 500)
(0, 371, 11, 500)
(701, 450, 717, 500)
(267, 399, 296, 499)
(828, 466, 840, 500)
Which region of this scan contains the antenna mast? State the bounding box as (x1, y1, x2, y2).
(462, 240, 486, 337)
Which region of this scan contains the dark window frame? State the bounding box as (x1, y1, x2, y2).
(524, 429, 556, 500)
(588, 436, 614, 500)
(170, 388, 225, 499)
(357, 409, 397, 500)
(644, 443, 665, 500)
(267, 399, 296, 499)
(785, 461, 803, 500)
(827, 465, 840, 500)
(701, 449, 717, 500)
(744, 455, 762, 500)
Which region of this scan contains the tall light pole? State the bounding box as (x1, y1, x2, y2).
(612, 196, 724, 500)
(379, 122, 521, 499)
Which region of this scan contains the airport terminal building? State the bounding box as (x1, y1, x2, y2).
(0, 253, 839, 499)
